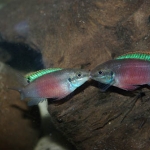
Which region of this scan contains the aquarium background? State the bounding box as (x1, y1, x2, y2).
(1, 0, 150, 150)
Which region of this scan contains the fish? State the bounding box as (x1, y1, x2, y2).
(12, 68, 90, 106)
(90, 58, 150, 91)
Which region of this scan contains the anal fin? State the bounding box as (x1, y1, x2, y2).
(27, 98, 47, 106)
(119, 84, 139, 91)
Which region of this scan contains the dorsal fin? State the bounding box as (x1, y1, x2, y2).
(115, 51, 150, 61)
(25, 68, 62, 83)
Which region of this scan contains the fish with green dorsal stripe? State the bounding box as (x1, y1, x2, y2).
(90, 51, 150, 91)
(116, 51, 150, 61)
(25, 68, 62, 83)
(91, 59, 150, 91)
(10, 68, 90, 106)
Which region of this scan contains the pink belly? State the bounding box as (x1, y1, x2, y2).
(114, 60, 150, 89)
(25, 74, 69, 99)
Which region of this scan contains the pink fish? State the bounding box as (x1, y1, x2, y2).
(13, 69, 89, 106)
(90, 59, 150, 91)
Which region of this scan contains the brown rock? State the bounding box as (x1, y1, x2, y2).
(0, 0, 150, 149)
(0, 62, 39, 150)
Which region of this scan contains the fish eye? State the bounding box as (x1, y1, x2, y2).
(98, 71, 103, 75)
(77, 73, 82, 77)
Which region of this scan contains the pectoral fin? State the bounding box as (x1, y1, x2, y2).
(98, 80, 115, 92)
(98, 83, 111, 92)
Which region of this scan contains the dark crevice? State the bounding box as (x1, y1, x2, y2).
(0, 41, 44, 72)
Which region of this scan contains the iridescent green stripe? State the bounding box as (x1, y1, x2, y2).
(25, 68, 62, 83)
(116, 51, 150, 61)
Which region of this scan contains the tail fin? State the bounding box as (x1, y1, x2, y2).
(9, 87, 46, 106)
(8, 87, 25, 100)
(15, 73, 28, 86)
(8, 72, 28, 100)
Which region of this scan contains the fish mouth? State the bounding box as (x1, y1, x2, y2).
(90, 76, 99, 82)
(89, 71, 97, 79)
(81, 76, 90, 83)
(76, 71, 90, 83)
(82, 73, 91, 82)
(82, 71, 91, 79)
(89, 72, 102, 82)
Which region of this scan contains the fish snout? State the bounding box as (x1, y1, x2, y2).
(89, 70, 97, 79)
(84, 71, 91, 81)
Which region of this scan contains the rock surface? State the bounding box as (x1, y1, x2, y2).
(0, 0, 150, 149)
(0, 62, 39, 150)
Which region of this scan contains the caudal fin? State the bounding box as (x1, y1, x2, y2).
(15, 73, 28, 86)
(8, 87, 25, 100)
(9, 87, 46, 106)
